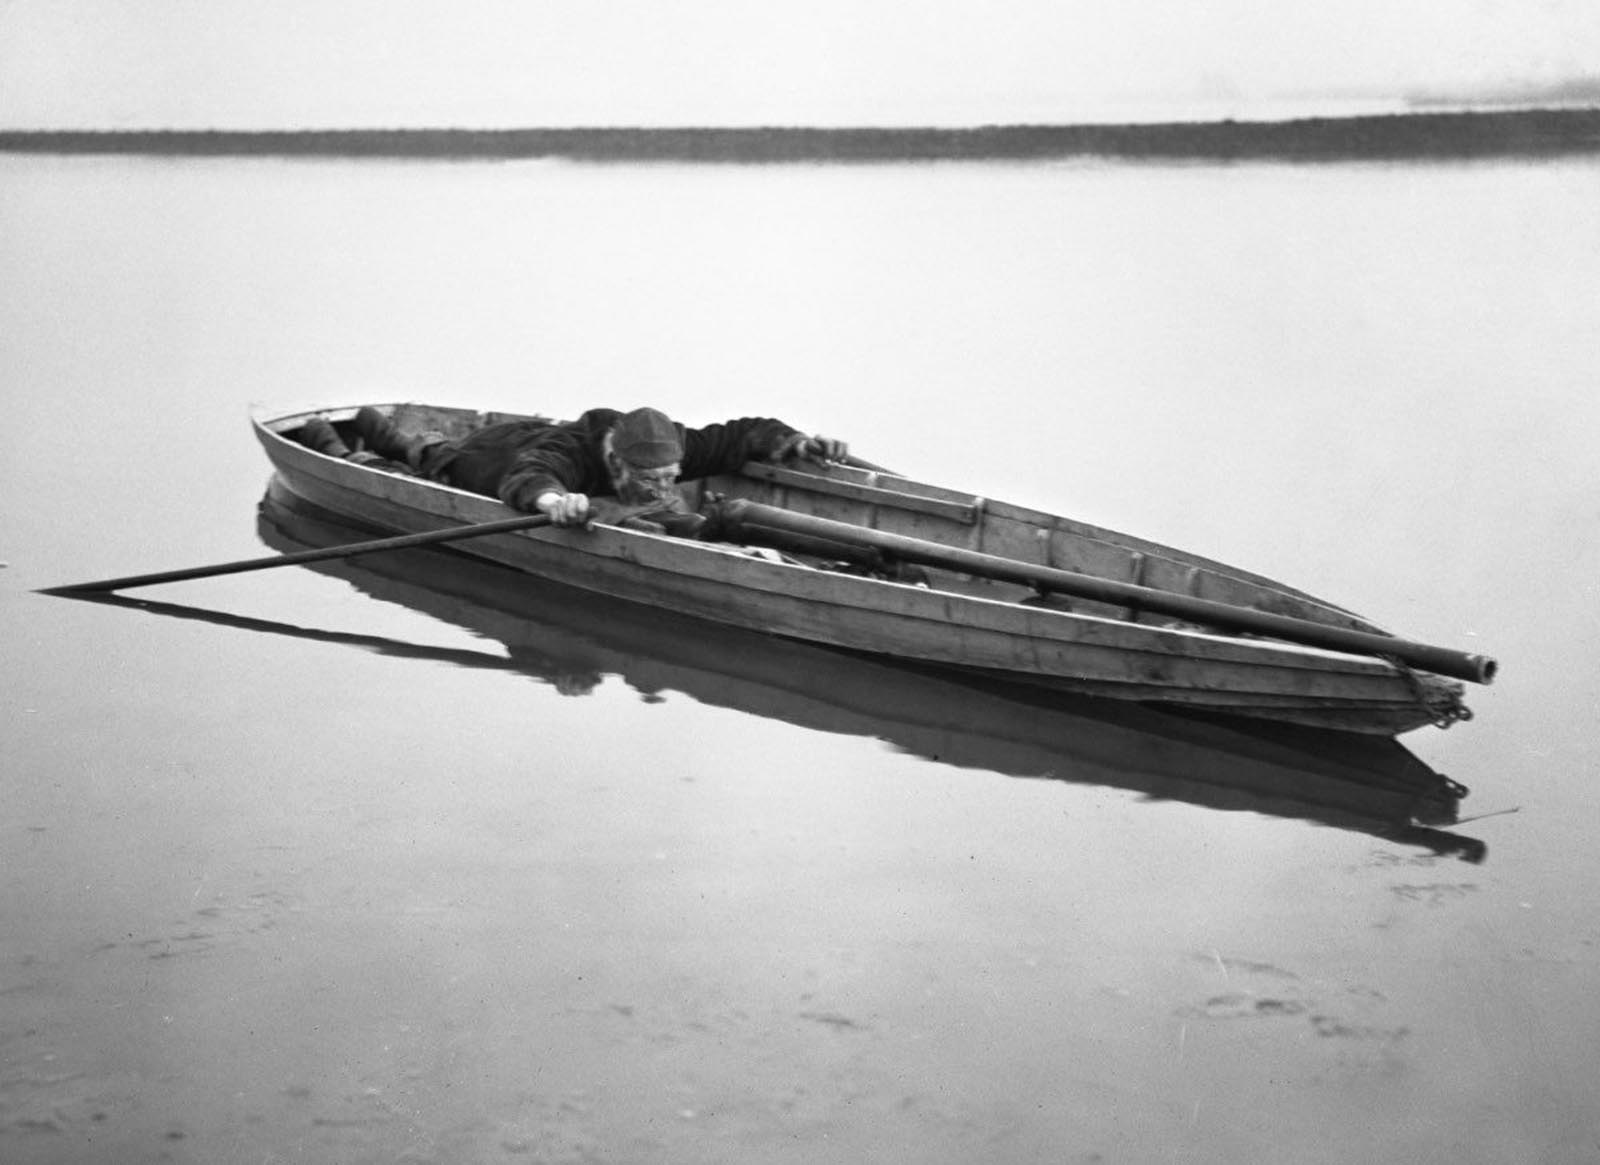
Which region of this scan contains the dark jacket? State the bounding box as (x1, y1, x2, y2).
(429, 408, 801, 512)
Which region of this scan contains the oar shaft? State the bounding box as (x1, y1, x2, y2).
(41, 513, 552, 595)
(719, 500, 1496, 685)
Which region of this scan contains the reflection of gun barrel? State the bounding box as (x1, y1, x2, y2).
(710, 499, 1498, 686)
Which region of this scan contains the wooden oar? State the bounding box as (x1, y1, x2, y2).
(711, 499, 1498, 685)
(40, 513, 552, 596)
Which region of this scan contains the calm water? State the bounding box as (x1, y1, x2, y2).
(3, 151, 1599, 1163)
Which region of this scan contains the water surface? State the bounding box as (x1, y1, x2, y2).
(3, 151, 1598, 1163)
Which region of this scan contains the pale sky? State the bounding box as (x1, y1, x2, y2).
(3, 0, 1598, 129)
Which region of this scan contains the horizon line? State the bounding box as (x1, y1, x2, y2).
(4, 108, 1597, 162)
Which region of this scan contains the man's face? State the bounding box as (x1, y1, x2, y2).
(611, 457, 682, 507)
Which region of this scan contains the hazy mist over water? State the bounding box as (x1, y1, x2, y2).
(3, 151, 1599, 1162)
(4, 0, 1598, 130)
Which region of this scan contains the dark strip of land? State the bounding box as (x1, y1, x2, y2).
(3, 110, 1598, 162)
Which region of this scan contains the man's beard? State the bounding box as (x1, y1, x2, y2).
(615, 475, 685, 511)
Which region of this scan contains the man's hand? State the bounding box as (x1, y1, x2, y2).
(536, 490, 592, 526)
(772, 434, 849, 465)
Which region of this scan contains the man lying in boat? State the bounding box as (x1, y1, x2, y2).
(301, 405, 847, 536)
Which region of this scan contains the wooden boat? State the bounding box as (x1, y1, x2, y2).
(252, 403, 1495, 736)
(252, 485, 1480, 857)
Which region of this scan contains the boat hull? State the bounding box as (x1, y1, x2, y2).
(252, 403, 1470, 735)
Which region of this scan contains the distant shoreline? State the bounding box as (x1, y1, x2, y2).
(3, 109, 1598, 162)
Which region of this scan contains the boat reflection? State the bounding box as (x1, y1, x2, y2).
(261, 484, 1488, 857)
(112, 483, 1489, 861)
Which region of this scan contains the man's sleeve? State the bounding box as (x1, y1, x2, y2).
(679, 417, 801, 479)
(497, 430, 596, 513)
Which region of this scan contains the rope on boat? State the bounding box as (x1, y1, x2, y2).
(1384, 654, 1474, 728)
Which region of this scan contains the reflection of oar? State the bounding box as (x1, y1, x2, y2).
(67, 592, 531, 673)
(711, 499, 1498, 685)
(39, 513, 552, 596)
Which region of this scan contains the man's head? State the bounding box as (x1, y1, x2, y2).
(606, 407, 684, 505)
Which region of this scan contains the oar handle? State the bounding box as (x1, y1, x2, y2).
(40, 513, 552, 596)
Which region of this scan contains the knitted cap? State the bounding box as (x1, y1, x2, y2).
(612, 407, 683, 468)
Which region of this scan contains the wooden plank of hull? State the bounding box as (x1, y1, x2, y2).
(253, 407, 1448, 733)
(988, 671, 1443, 734)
